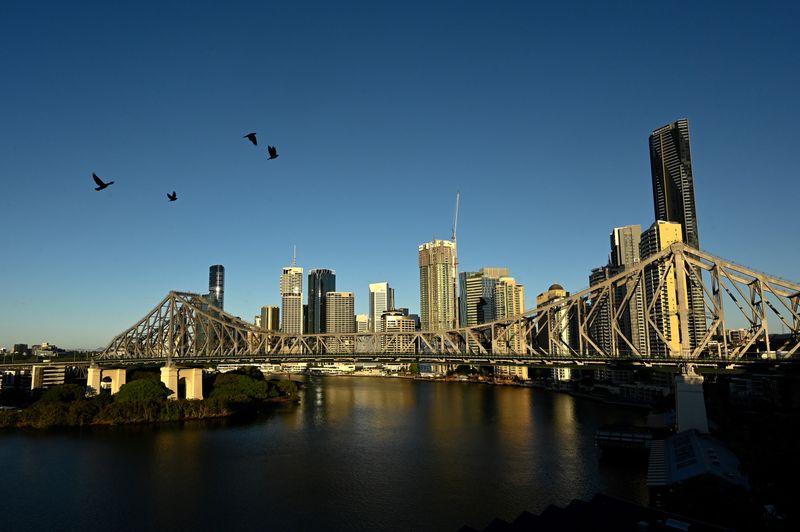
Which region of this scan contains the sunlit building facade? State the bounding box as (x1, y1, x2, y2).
(494, 276, 527, 380)
(641, 220, 685, 357)
(326, 292, 355, 353)
(260, 306, 280, 332)
(418, 239, 458, 332)
(380, 310, 416, 354)
(280, 266, 304, 334)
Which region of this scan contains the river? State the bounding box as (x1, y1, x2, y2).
(0, 376, 648, 531)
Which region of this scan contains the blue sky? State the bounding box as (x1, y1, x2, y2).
(1, 1, 798, 349)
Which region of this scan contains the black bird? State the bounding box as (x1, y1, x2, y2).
(167, 191, 177, 202)
(92, 173, 114, 191)
(244, 132, 257, 146)
(267, 145, 279, 159)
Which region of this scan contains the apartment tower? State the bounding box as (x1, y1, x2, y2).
(280, 266, 304, 334)
(640, 221, 686, 357)
(610, 225, 647, 355)
(326, 292, 355, 353)
(650, 118, 707, 351)
(418, 239, 458, 331)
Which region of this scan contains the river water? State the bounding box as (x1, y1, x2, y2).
(0, 377, 647, 531)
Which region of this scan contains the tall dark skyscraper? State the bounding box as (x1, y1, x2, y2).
(649, 119, 707, 352)
(208, 264, 224, 309)
(649, 118, 700, 249)
(307, 268, 336, 334)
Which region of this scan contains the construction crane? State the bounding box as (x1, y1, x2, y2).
(452, 192, 460, 244)
(452, 192, 460, 329)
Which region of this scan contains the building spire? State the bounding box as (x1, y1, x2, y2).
(292, 245, 297, 267)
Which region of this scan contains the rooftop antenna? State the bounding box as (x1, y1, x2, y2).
(292, 245, 297, 267)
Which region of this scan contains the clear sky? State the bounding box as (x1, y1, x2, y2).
(1, 1, 798, 349)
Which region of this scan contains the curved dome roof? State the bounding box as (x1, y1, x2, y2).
(548, 283, 564, 291)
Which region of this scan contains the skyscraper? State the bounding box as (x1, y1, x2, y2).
(459, 268, 511, 352)
(650, 119, 700, 249)
(326, 292, 355, 353)
(280, 266, 304, 334)
(368, 282, 395, 332)
(208, 265, 224, 309)
(494, 277, 526, 353)
(588, 265, 614, 355)
(418, 239, 458, 331)
(641, 220, 685, 357)
(459, 272, 484, 328)
(610, 225, 647, 356)
(260, 306, 280, 332)
(610, 225, 642, 269)
(479, 267, 509, 323)
(307, 269, 336, 334)
(650, 119, 707, 350)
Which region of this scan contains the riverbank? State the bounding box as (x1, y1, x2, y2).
(0, 370, 299, 430)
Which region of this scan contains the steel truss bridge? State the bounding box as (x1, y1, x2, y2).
(99, 243, 800, 366)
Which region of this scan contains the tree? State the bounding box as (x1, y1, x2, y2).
(39, 384, 86, 403)
(115, 379, 171, 403)
(276, 379, 298, 397)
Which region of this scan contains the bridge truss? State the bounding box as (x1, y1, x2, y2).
(100, 243, 799, 363)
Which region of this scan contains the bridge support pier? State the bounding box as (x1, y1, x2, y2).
(675, 364, 709, 433)
(160, 363, 203, 400)
(86, 364, 127, 395)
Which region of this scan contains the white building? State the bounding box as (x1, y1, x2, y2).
(326, 292, 355, 353)
(368, 282, 395, 332)
(280, 266, 304, 334)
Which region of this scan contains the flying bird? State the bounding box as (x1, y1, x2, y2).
(167, 191, 177, 202)
(267, 145, 279, 160)
(244, 132, 257, 146)
(92, 173, 114, 191)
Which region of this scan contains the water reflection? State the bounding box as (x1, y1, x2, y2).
(0, 378, 646, 531)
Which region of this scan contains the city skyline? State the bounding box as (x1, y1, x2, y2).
(1, 2, 798, 348)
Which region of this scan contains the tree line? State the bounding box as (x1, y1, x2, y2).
(0, 367, 298, 429)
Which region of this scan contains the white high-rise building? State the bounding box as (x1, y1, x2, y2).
(280, 266, 304, 334)
(368, 282, 395, 332)
(326, 292, 355, 353)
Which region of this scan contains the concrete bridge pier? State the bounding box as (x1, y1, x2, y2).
(675, 364, 709, 433)
(86, 363, 127, 395)
(160, 363, 203, 400)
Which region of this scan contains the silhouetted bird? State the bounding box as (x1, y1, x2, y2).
(92, 173, 114, 191)
(244, 132, 257, 146)
(267, 145, 279, 159)
(167, 191, 177, 202)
